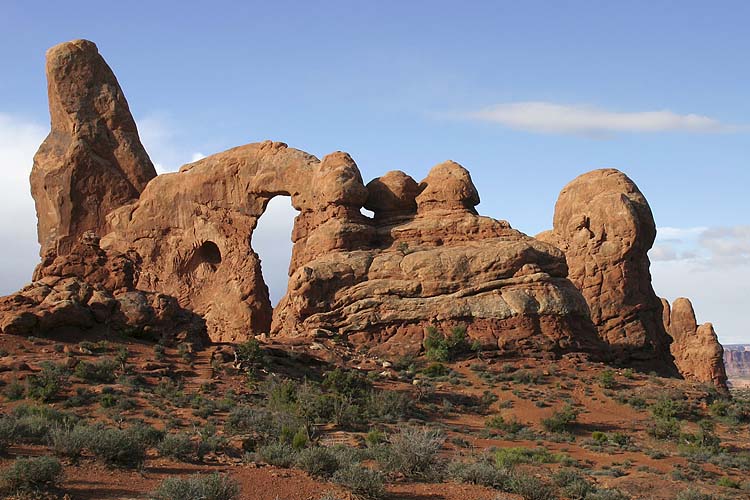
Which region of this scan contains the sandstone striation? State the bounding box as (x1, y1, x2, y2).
(662, 297, 728, 390)
(31, 39, 156, 263)
(538, 169, 676, 371)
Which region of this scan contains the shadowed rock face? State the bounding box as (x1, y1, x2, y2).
(538, 169, 676, 370)
(31, 40, 156, 262)
(662, 297, 728, 390)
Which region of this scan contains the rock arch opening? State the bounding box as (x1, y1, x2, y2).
(253, 196, 297, 307)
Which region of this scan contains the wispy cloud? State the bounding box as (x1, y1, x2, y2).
(464, 102, 734, 136)
(0, 113, 46, 294)
(651, 225, 750, 344)
(136, 114, 205, 173)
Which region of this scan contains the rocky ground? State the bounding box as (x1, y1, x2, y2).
(0, 329, 748, 500)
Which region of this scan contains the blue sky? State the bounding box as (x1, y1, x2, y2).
(1, 1, 748, 342)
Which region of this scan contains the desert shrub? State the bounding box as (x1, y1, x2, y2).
(258, 442, 297, 467)
(74, 358, 118, 383)
(541, 404, 579, 433)
(0, 417, 17, 454)
(486, 415, 525, 433)
(296, 447, 341, 478)
(128, 422, 164, 447)
(508, 472, 558, 500)
(598, 369, 616, 389)
(225, 406, 274, 435)
(26, 362, 70, 402)
(158, 433, 195, 462)
(323, 368, 372, 398)
(380, 426, 444, 478)
(446, 458, 510, 489)
(152, 473, 240, 500)
(4, 378, 24, 400)
(366, 390, 412, 422)
(49, 424, 93, 461)
(89, 427, 147, 468)
(365, 429, 386, 447)
(585, 489, 630, 500)
(331, 465, 385, 499)
(648, 416, 681, 440)
(651, 395, 689, 420)
(675, 489, 714, 500)
(553, 468, 592, 499)
(422, 362, 449, 377)
(494, 447, 559, 468)
(423, 325, 469, 362)
(0, 456, 62, 494)
(235, 338, 264, 368)
(716, 476, 740, 489)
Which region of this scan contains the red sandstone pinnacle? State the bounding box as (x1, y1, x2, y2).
(31, 39, 156, 261)
(662, 297, 728, 390)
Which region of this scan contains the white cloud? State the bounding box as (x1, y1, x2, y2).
(465, 102, 732, 136)
(136, 114, 205, 173)
(651, 225, 750, 344)
(0, 113, 46, 295)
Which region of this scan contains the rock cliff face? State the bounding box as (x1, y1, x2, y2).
(724, 345, 750, 386)
(537, 169, 676, 371)
(661, 298, 728, 389)
(31, 40, 156, 263)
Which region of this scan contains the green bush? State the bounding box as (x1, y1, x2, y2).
(585, 489, 631, 500)
(74, 358, 118, 383)
(258, 442, 297, 468)
(331, 465, 385, 499)
(26, 362, 70, 402)
(0, 417, 17, 454)
(508, 472, 558, 500)
(235, 338, 264, 368)
(494, 447, 559, 468)
(446, 458, 510, 488)
(365, 429, 386, 447)
(648, 416, 681, 440)
(598, 369, 617, 389)
(541, 404, 579, 433)
(0, 456, 62, 494)
(675, 489, 714, 500)
(152, 473, 240, 500)
(158, 433, 195, 462)
(89, 427, 147, 468)
(296, 447, 341, 478)
(486, 414, 525, 434)
(423, 325, 469, 362)
(553, 468, 593, 499)
(380, 426, 444, 478)
(49, 424, 92, 461)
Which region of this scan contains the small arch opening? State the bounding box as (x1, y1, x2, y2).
(197, 241, 222, 264)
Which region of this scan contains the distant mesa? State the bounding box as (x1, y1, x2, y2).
(0, 39, 729, 391)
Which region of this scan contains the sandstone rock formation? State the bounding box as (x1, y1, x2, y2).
(661, 297, 728, 390)
(31, 39, 156, 263)
(0, 38, 731, 382)
(538, 169, 676, 371)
